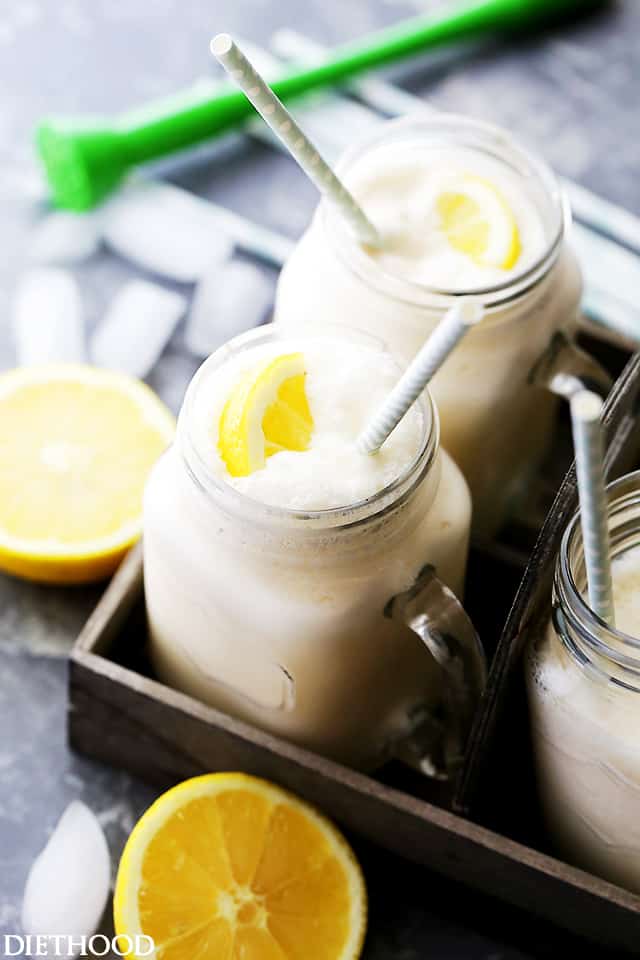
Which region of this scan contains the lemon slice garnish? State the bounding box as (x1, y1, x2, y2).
(437, 175, 521, 270)
(114, 772, 367, 960)
(218, 353, 314, 478)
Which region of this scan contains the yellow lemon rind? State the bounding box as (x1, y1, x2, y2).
(218, 354, 313, 479)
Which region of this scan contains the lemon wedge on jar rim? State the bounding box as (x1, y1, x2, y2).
(218, 352, 314, 478)
(0, 364, 175, 584)
(437, 175, 522, 270)
(114, 772, 367, 960)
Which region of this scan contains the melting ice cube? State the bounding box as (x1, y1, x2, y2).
(29, 210, 102, 265)
(91, 279, 187, 379)
(103, 180, 234, 282)
(12, 268, 85, 365)
(21, 801, 111, 959)
(184, 260, 273, 358)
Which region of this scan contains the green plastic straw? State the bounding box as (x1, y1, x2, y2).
(36, 0, 600, 210)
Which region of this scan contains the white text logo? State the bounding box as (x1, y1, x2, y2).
(3, 934, 155, 957)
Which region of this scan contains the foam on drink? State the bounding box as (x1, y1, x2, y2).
(609, 546, 640, 635)
(344, 143, 548, 290)
(191, 335, 424, 510)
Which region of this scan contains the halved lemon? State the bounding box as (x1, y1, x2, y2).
(0, 364, 175, 584)
(218, 353, 313, 478)
(114, 772, 367, 960)
(437, 175, 521, 270)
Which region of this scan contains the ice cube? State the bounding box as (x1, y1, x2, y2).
(13, 268, 85, 365)
(103, 180, 234, 282)
(3, 159, 48, 204)
(185, 260, 273, 358)
(199, 202, 293, 268)
(21, 801, 110, 959)
(29, 210, 102, 265)
(91, 279, 187, 379)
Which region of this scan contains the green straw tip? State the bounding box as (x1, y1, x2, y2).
(35, 119, 125, 211)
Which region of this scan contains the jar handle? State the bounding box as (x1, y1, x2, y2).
(529, 329, 612, 400)
(384, 564, 486, 780)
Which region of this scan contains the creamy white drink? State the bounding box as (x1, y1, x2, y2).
(347, 147, 546, 291)
(527, 472, 640, 892)
(144, 325, 472, 770)
(274, 115, 583, 540)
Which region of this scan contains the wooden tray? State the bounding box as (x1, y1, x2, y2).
(69, 339, 640, 953)
(457, 351, 640, 826)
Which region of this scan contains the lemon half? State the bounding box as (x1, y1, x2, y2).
(437, 175, 521, 270)
(0, 364, 175, 583)
(114, 772, 367, 960)
(218, 353, 313, 478)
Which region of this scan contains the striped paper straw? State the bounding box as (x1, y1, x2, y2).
(211, 33, 381, 248)
(357, 300, 483, 455)
(570, 390, 615, 626)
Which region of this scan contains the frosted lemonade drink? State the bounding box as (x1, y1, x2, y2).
(275, 115, 583, 539)
(526, 471, 640, 892)
(143, 325, 475, 771)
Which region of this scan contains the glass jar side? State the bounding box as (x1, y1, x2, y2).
(526, 470, 640, 893)
(142, 323, 475, 768)
(143, 441, 472, 769)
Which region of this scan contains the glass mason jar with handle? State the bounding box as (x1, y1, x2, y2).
(274, 114, 608, 541)
(143, 325, 485, 778)
(526, 470, 640, 893)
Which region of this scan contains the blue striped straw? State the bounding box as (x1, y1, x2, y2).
(570, 390, 615, 626)
(211, 34, 381, 248)
(357, 300, 483, 455)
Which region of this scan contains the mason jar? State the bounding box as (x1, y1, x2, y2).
(526, 470, 640, 893)
(143, 325, 485, 777)
(274, 114, 590, 541)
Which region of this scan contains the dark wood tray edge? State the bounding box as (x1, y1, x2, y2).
(69, 545, 640, 951)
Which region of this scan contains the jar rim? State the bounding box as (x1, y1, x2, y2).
(178, 323, 439, 532)
(322, 113, 567, 310)
(557, 469, 640, 681)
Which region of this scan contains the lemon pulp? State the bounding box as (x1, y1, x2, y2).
(437, 175, 521, 270)
(0, 364, 175, 583)
(114, 773, 367, 960)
